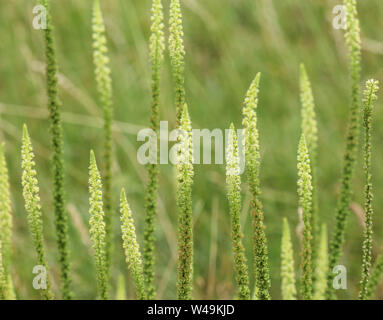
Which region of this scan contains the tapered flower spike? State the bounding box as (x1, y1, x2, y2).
(299, 64, 318, 161)
(281, 218, 297, 300)
(359, 79, 379, 300)
(88, 151, 108, 300)
(143, 0, 165, 300)
(0, 143, 15, 300)
(39, 0, 71, 299)
(242, 73, 271, 300)
(21, 125, 54, 300)
(365, 252, 383, 299)
(297, 135, 313, 300)
(120, 189, 146, 300)
(169, 0, 186, 126)
(326, 0, 361, 299)
(313, 225, 328, 300)
(226, 123, 251, 300)
(299, 63, 319, 282)
(92, 0, 114, 279)
(176, 104, 194, 300)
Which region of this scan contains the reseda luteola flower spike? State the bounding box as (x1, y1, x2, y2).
(326, 0, 362, 299)
(143, 0, 165, 300)
(120, 189, 146, 300)
(359, 79, 379, 300)
(39, 0, 72, 299)
(299, 64, 318, 163)
(176, 105, 194, 300)
(313, 225, 328, 300)
(0, 143, 15, 300)
(21, 125, 54, 300)
(299, 63, 319, 283)
(169, 0, 186, 126)
(297, 135, 313, 300)
(281, 218, 297, 300)
(88, 151, 109, 300)
(242, 73, 271, 300)
(92, 0, 114, 280)
(226, 124, 251, 300)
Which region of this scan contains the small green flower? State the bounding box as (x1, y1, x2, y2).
(120, 189, 146, 300)
(297, 135, 313, 300)
(226, 123, 250, 300)
(88, 151, 108, 300)
(281, 218, 297, 300)
(21, 125, 54, 300)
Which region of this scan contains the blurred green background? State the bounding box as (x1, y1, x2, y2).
(0, 0, 383, 300)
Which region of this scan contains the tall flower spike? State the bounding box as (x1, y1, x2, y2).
(313, 224, 328, 300)
(327, 0, 361, 298)
(226, 124, 250, 300)
(21, 125, 54, 300)
(281, 218, 297, 300)
(92, 0, 114, 279)
(39, 0, 71, 299)
(297, 135, 313, 300)
(143, 0, 165, 300)
(242, 73, 271, 300)
(359, 79, 379, 300)
(0, 143, 15, 299)
(176, 105, 194, 300)
(169, 0, 186, 125)
(88, 151, 108, 300)
(120, 189, 146, 300)
(299, 63, 319, 281)
(365, 252, 383, 299)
